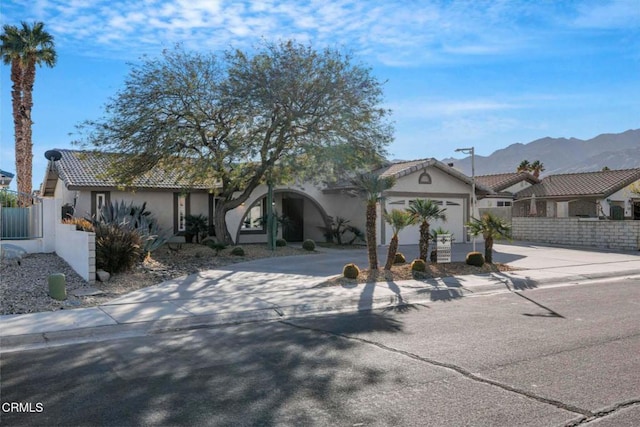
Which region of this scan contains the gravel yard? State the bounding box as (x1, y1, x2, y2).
(0, 243, 310, 315)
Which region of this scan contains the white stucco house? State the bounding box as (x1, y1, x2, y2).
(40, 150, 492, 246)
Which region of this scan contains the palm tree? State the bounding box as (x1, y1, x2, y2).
(466, 212, 511, 264)
(383, 209, 416, 270)
(1, 21, 56, 205)
(530, 160, 545, 178)
(352, 172, 396, 270)
(516, 160, 531, 173)
(407, 198, 447, 261)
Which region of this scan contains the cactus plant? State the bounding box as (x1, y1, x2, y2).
(465, 251, 485, 266)
(342, 263, 360, 279)
(410, 259, 427, 272)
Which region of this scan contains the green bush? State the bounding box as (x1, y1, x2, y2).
(342, 263, 360, 279)
(275, 238, 287, 247)
(0, 190, 18, 207)
(184, 214, 208, 243)
(204, 240, 227, 255)
(410, 259, 426, 272)
(302, 239, 316, 251)
(394, 252, 406, 264)
(230, 246, 245, 256)
(466, 251, 485, 267)
(95, 223, 143, 274)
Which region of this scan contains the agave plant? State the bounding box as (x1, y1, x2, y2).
(93, 200, 167, 256)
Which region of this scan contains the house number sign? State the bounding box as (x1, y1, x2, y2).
(436, 234, 452, 264)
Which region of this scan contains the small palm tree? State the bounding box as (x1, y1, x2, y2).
(1, 21, 56, 205)
(407, 198, 447, 261)
(466, 213, 511, 264)
(516, 160, 531, 173)
(383, 209, 416, 270)
(530, 160, 545, 178)
(352, 172, 396, 270)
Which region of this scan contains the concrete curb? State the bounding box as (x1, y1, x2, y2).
(3, 268, 639, 353)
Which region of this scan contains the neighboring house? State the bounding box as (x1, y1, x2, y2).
(476, 172, 539, 208)
(475, 172, 540, 221)
(40, 150, 487, 245)
(0, 169, 14, 188)
(513, 168, 640, 220)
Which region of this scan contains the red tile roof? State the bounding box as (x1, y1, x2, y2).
(476, 172, 539, 192)
(516, 169, 640, 199)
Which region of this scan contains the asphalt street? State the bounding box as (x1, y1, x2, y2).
(1, 278, 639, 426)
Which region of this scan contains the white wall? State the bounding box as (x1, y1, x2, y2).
(55, 222, 96, 284)
(600, 179, 640, 218)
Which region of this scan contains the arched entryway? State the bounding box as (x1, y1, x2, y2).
(235, 189, 332, 244)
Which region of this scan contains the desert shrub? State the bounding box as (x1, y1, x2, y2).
(466, 251, 485, 267)
(302, 239, 316, 251)
(410, 259, 426, 272)
(319, 217, 365, 245)
(230, 246, 245, 256)
(204, 240, 227, 255)
(342, 263, 360, 279)
(0, 190, 19, 207)
(62, 217, 94, 232)
(275, 238, 287, 247)
(94, 223, 142, 273)
(185, 214, 208, 243)
(394, 252, 406, 264)
(95, 200, 167, 254)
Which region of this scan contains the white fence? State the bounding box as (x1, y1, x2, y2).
(512, 217, 640, 251)
(0, 198, 96, 284)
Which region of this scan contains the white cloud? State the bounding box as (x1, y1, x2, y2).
(1, 0, 561, 63)
(573, 0, 640, 29)
(391, 99, 520, 120)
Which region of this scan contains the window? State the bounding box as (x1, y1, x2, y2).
(91, 191, 110, 217)
(497, 201, 512, 207)
(446, 201, 460, 206)
(174, 193, 191, 233)
(241, 198, 267, 233)
(418, 172, 432, 184)
(389, 199, 405, 205)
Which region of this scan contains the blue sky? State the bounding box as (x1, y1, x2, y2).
(1, 0, 639, 190)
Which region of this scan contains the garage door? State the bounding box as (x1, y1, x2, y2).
(383, 198, 465, 245)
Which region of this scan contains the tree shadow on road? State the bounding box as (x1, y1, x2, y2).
(1, 309, 409, 427)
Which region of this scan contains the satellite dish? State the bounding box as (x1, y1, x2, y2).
(44, 150, 62, 161)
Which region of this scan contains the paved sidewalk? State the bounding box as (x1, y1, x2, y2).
(2, 242, 640, 352)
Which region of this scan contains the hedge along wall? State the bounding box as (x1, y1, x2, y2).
(55, 223, 96, 284)
(512, 217, 640, 251)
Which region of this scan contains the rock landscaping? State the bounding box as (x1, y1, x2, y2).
(0, 243, 308, 315)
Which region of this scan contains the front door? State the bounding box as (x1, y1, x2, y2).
(634, 202, 640, 220)
(282, 197, 304, 242)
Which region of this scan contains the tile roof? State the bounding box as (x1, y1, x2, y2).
(371, 158, 494, 194)
(49, 149, 217, 190)
(515, 168, 640, 199)
(476, 172, 539, 192)
(374, 159, 435, 179)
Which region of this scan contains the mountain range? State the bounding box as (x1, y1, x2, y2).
(442, 129, 640, 177)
